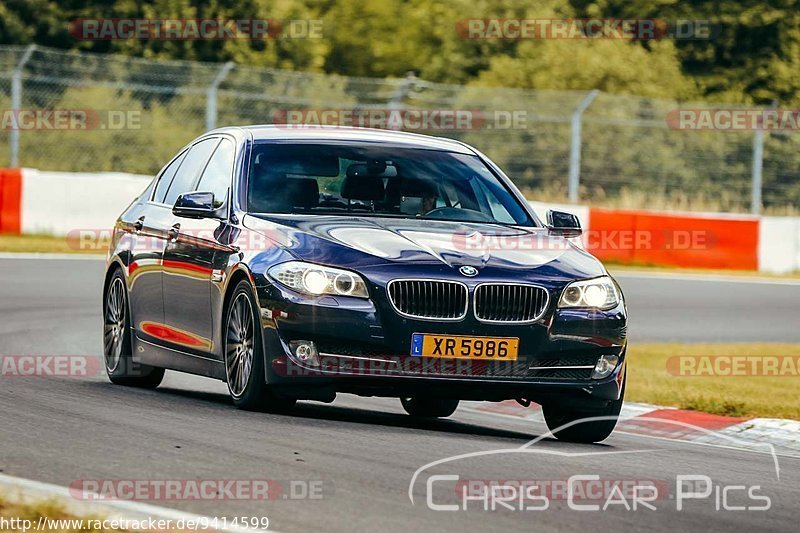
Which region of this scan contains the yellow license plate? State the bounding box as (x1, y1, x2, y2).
(411, 334, 519, 360)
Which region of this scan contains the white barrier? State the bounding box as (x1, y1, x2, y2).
(20, 169, 151, 236)
(759, 216, 800, 274)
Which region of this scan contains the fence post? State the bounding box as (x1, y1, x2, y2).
(387, 72, 419, 130)
(751, 127, 764, 214)
(10, 44, 36, 167)
(205, 61, 234, 132)
(567, 89, 599, 203)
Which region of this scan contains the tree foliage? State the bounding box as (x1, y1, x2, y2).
(2, 0, 799, 210)
(2, 0, 800, 103)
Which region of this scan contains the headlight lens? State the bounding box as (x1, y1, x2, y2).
(268, 261, 369, 298)
(558, 276, 620, 310)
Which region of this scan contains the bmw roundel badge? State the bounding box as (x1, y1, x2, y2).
(459, 265, 479, 277)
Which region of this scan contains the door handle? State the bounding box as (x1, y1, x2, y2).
(133, 216, 145, 232)
(168, 223, 181, 241)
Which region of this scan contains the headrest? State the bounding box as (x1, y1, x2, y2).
(345, 162, 398, 178)
(341, 165, 385, 201)
(345, 163, 369, 179)
(285, 178, 319, 208)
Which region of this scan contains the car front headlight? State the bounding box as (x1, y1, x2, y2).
(268, 261, 369, 298)
(558, 276, 620, 310)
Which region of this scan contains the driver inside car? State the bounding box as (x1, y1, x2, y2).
(419, 191, 438, 215)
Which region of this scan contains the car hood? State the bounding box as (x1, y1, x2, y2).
(243, 214, 604, 279)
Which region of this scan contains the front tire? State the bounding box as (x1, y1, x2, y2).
(224, 280, 296, 412)
(103, 269, 164, 388)
(542, 379, 625, 443)
(401, 397, 459, 418)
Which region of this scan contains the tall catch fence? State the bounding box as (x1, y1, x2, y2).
(1, 45, 797, 213)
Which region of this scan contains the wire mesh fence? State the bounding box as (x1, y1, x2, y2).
(1, 44, 798, 213)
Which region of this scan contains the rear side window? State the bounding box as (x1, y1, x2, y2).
(196, 138, 235, 207)
(163, 138, 220, 206)
(153, 150, 187, 203)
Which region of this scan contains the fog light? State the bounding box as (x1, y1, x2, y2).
(592, 354, 619, 379)
(289, 340, 320, 366)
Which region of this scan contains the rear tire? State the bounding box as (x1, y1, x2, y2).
(543, 378, 625, 443)
(103, 269, 164, 388)
(224, 280, 296, 413)
(401, 397, 459, 418)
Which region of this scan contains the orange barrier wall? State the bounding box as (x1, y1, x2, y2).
(0, 168, 23, 234)
(588, 207, 759, 270)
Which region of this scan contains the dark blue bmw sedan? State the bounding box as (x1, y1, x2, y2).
(103, 125, 627, 443)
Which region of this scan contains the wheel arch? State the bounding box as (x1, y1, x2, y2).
(220, 264, 270, 386)
(221, 265, 258, 321)
(102, 258, 127, 307)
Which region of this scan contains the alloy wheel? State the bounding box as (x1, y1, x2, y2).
(226, 292, 255, 398)
(103, 277, 126, 372)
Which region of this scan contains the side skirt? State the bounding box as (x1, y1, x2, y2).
(132, 334, 226, 380)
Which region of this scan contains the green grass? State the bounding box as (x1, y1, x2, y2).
(0, 234, 104, 255)
(626, 343, 800, 419)
(0, 494, 123, 533)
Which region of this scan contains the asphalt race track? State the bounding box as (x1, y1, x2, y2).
(1, 256, 798, 532)
(615, 272, 800, 343)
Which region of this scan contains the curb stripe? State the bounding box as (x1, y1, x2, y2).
(0, 473, 267, 533)
(616, 409, 748, 439)
(470, 400, 800, 458)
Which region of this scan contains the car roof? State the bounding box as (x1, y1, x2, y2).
(208, 125, 476, 155)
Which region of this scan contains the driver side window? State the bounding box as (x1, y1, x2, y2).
(162, 138, 220, 206)
(196, 138, 235, 207)
(153, 150, 187, 204)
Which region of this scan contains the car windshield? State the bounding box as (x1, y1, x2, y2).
(247, 142, 534, 225)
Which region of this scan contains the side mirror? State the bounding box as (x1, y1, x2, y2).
(546, 209, 582, 237)
(172, 191, 223, 219)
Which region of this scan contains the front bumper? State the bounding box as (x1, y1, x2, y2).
(254, 273, 627, 403)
